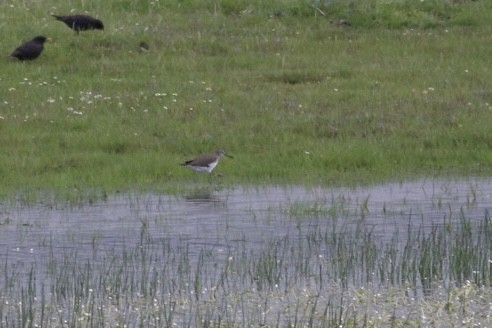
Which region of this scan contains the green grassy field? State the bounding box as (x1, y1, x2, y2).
(1, 0, 492, 199)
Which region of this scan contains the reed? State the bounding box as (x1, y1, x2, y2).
(0, 208, 490, 327)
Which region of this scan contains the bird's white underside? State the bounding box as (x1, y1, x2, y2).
(185, 160, 218, 173)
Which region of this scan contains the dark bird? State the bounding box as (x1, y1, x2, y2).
(336, 19, 351, 27)
(52, 14, 104, 33)
(139, 41, 150, 52)
(181, 149, 233, 174)
(10, 36, 47, 61)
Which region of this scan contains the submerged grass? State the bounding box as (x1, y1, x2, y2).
(0, 1, 492, 199)
(0, 208, 490, 327)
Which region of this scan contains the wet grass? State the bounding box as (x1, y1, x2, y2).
(0, 207, 490, 327)
(1, 1, 492, 199)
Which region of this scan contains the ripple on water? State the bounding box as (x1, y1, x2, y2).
(0, 178, 491, 326)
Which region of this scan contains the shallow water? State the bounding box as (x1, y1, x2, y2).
(1, 177, 490, 262)
(0, 178, 491, 326)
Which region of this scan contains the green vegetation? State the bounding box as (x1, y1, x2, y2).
(1, 0, 492, 198)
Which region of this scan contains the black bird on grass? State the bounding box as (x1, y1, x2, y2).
(52, 14, 104, 34)
(139, 41, 150, 52)
(10, 36, 47, 61)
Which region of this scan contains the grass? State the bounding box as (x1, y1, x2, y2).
(1, 0, 492, 199)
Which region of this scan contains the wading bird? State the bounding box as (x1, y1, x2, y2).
(181, 149, 233, 176)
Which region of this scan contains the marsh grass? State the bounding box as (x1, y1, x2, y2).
(0, 206, 490, 327)
(1, 0, 492, 199)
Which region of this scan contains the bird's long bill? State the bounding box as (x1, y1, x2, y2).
(225, 154, 234, 159)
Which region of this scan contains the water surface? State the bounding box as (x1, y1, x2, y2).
(0, 178, 490, 327)
(2, 177, 489, 258)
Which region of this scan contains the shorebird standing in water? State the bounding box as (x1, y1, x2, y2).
(181, 149, 233, 178)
